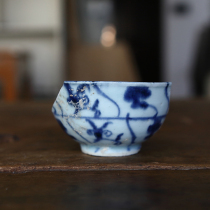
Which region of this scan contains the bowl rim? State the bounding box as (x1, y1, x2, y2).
(64, 81, 172, 87)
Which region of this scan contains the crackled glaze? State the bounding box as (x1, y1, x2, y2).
(52, 81, 171, 156)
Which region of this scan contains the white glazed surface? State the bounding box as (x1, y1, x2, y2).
(52, 81, 171, 156)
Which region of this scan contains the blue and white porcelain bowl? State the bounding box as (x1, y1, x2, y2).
(52, 81, 171, 157)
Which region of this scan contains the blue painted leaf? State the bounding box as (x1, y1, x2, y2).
(92, 99, 99, 111)
(86, 119, 97, 129)
(114, 133, 124, 145)
(92, 99, 101, 117)
(94, 110, 101, 118)
(101, 122, 112, 129)
(147, 119, 162, 134)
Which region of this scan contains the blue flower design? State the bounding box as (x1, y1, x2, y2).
(64, 83, 102, 117)
(86, 119, 112, 142)
(86, 119, 124, 144)
(64, 83, 90, 114)
(124, 86, 151, 109)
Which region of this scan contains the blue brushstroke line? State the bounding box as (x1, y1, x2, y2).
(92, 99, 99, 111)
(52, 106, 56, 115)
(126, 113, 136, 149)
(53, 113, 167, 121)
(66, 119, 91, 144)
(148, 104, 158, 117)
(165, 83, 170, 105)
(93, 84, 120, 117)
(56, 101, 64, 118)
(77, 84, 90, 92)
(86, 119, 97, 129)
(53, 101, 88, 144)
(64, 82, 72, 95)
(56, 118, 67, 132)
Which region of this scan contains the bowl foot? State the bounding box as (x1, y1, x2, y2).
(80, 144, 141, 157)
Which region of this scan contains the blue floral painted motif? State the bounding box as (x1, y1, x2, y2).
(144, 83, 169, 139)
(124, 86, 151, 109)
(124, 86, 161, 146)
(86, 119, 113, 142)
(86, 119, 124, 144)
(64, 83, 103, 118)
(64, 83, 90, 114)
(64, 82, 121, 118)
(124, 86, 158, 117)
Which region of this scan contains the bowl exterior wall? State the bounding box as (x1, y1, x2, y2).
(52, 82, 171, 155)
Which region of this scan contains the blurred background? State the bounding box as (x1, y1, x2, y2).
(0, 0, 210, 101)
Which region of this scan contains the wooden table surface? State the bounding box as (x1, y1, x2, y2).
(0, 100, 210, 209)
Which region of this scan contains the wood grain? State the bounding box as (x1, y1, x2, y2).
(0, 170, 210, 209)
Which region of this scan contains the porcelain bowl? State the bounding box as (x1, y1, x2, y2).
(52, 81, 171, 157)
